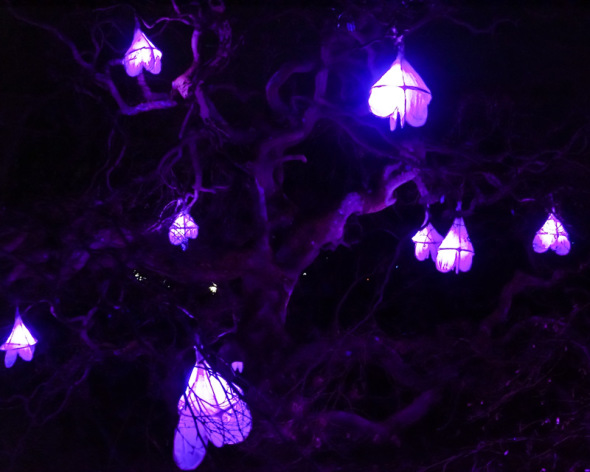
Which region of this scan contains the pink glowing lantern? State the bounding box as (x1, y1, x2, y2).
(368, 53, 432, 131)
(412, 222, 443, 262)
(174, 352, 252, 470)
(436, 217, 474, 274)
(169, 211, 199, 251)
(123, 28, 162, 77)
(0, 308, 38, 368)
(533, 212, 570, 255)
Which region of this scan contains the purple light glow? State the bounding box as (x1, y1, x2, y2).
(174, 353, 252, 470)
(123, 29, 162, 77)
(368, 53, 432, 131)
(169, 211, 199, 250)
(0, 308, 38, 368)
(533, 213, 570, 255)
(436, 217, 474, 274)
(412, 222, 443, 262)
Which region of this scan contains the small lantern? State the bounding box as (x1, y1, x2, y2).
(123, 28, 162, 77)
(412, 222, 443, 262)
(533, 212, 570, 255)
(174, 352, 252, 470)
(368, 53, 432, 131)
(169, 211, 199, 251)
(436, 217, 474, 274)
(0, 308, 38, 368)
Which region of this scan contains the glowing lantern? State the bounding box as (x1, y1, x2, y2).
(412, 222, 443, 262)
(123, 28, 162, 77)
(533, 212, 570, 255)
(174, 352, 252, 470)
(169, 211, 199, 250)
(368, 53, 431, 131)
(0, 308, 38, 368)
(436, 217, 474, 273)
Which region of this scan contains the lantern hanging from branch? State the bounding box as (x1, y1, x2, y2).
(436, 216, 474, 274)
(532, 212, 570, 255)
(368, 53, 432, 131)
(411, 210, 443, 262)
(123, 28, 162, 77)
(0, 308, 38, 368)
(174, 351, 252, 470)
(169, 211, 199, 251)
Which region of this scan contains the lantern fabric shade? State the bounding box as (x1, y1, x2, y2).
(412, 222, 443, 262)
(533, 213, 570, 255)
(436, 217, 474, 273)
(123, 28, 162, 77)
(169, 211, 199, 250)
(174, 353, 252, 470)
(368, 53, 432, 131)
(0, 309, 38, 368)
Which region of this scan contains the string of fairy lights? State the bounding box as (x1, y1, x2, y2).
(1, 27, 572, 471)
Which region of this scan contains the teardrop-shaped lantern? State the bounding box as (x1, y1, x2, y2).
(368, 53, 432, 131)
(0, 308, 38, 368)
(174, 352, 252, 470)
(412, 222, 443, 262)
(532, 212, 570, 255)
(169, 211, 199, 251)
(123, 28, 162, 77)
(436, 217, 474, 274)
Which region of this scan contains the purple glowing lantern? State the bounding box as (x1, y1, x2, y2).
(368, 53, 432, 131)
(436, 217, 474, 274)
(412, 215, 443, 262)
(533, 212, 570, 255)
(169, 211, 199, 251)
(174, 352, 252, 470)
(0, 308, 38, 368)
(123, 28, 162, 77)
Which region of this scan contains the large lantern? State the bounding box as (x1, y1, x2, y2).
(412, 222, 443, 262)
(532, 212, 570, 255)
(436, 217, 474, 274)
(368, 53, 432, 131)
(0, 308, 38, 368)
(169, 211, 199, 250)
(174, 352, 252, 470)
(123, 28, 162, 77)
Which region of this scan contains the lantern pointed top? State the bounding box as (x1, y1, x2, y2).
(0, 308, 38, 368)
(368, 52, 432, 131)
(436, 217, 474, 274)
(174, 351, 252, 470)
(123, 28, 162, 77)
(169, 210, 199, 251)
(533, 212, 570, 255)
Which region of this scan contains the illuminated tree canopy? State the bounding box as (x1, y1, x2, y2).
(1, 1, 590, 471)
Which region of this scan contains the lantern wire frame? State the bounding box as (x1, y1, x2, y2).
(169, 210, 199, 251)
(411, 210, 444, 262)
(368, 52, 432, 131)
(532, 211, 570, 256)
(436, 212, 474, 274)
(174, 351, 252, 470)
(123, 28, 162, 77)
(0, 308, 38, 368)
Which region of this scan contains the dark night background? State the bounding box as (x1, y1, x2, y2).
(1, 1, 590, 471)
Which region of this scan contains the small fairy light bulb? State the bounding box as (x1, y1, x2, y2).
(533, 211, 570, 256)
(368, 52, 432, 131)
(169, 211, 199, 251)
(436, 203, 474, 274)
(209, 283, 218, 294)
(123, 28, 162, 77)
(0, 308, 38, 368)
